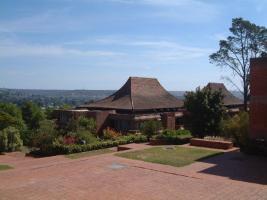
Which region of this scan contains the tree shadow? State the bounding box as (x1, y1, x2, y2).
(25, 150, 57, 158)
(198, 150, 267, 185)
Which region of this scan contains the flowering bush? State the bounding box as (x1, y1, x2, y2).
(63, 135, 76, 145)
(34, 134, 148, 156)
(103, 127, 121, 140)
(153, 129, 192, 145)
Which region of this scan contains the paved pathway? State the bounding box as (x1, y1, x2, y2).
(0, 143, 267, 200)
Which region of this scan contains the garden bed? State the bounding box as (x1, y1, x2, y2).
(190, 138, 233, 150)
(149, 137, 191, 145)
(29, 134, 148, 156)
(150, 129, 192, 145)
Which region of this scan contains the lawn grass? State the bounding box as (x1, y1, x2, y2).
(116, 146, 223, 167)
(0, 164, 13, 171)
(65, 148, 114, 159)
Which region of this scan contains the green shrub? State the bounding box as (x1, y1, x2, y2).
(0, 103, 26, 132)
(0, 129, 8, 152)
(20, 128, 35, 146)
(221, 111, 249, 147)
(0, 126, 23, 152)
(21, 101, 45, 130)
(118, 134, 148, 143)
(32, 120, 58, 151)
(162, 129, 192, 137)
(78, 117, 96, 134)
(35, 134, 148, 156)
(153, 129, 192, 145)
(140, 120, 162, 139)
(103, 127, 121, 140)
(75, 130, 98, 144)
(184, 87, 225, 137)
(65, 116, 97, 134)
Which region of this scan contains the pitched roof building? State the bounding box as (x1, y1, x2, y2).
(57, 77, 184, 133)
(79, 77, 183, 112)
(205, 82, 243, 107)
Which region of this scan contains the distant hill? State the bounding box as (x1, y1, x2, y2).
(170, 91, 243, 100)
(0, 88, 242, 108)
(0, 89, 115, 107)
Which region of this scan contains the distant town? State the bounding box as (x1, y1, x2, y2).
(0, 88, 242, 108)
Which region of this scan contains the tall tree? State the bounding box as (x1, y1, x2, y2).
(21, 101, 45, 130)
(184, 87, 225, 137)
(0, 103, 25, 131)
(209, 18, 267, 111)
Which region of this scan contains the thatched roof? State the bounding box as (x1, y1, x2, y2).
(205, 83, 243, 106)
(79, 77, 183, 111)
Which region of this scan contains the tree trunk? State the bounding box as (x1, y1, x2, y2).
(243, 83, 248, 112)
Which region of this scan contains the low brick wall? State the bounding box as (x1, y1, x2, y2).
(149, 139, 169, 146)
(190, 138, 233, 150)
(149, 137, 192, 146)
(117, 146, 132, 151)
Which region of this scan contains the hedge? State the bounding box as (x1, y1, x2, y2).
(151, 129, 192, 145)
(31, 134, 148, 156)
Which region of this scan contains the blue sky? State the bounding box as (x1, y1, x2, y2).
(0, 0, 267, 90)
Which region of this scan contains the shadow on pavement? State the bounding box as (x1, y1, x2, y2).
(198, 150, 267, 185)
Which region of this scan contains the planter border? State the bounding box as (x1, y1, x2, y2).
(190, 138, 233, 150)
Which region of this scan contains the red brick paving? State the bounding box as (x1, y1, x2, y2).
(0, 144, 267, 200)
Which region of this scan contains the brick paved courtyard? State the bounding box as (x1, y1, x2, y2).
(0, 144, 267, 200)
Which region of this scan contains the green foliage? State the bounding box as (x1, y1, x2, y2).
(78, 117, 96, 133)
(33, 134, 148, 156)
(66, 118, 79, 132)
(103, 127, 121, 140)
(65, 117, 96, 135)
(75, 130, 98, 144)
(0, 164, 13, 171)
(140, 120, 162, 139)
(45, 107, 54, 120)
(59, 104, 72, 110)
(153, 129, 192, 145)
(162, 129, 192, 137)
(184, 87, 225, 137)
(221, 112, 249, 147)
(210, 18, 267, 111)
(21, 101, 45, 130)
(20, 128, 35, 146)
(32, 120, 58, 151)
(0, 103, 25, 131)
(118, 134, 148, 144)
(0, 127, 23, 152)
(0, 129, 8, 152)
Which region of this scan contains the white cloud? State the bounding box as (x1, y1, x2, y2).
(64, 36, 213, 61)
(0, 34, 212, 69)
(0, 8, 84, 33)
(108, 0, 220, 22)
(110, 0, 206, 6)
(0, 41, 124, 58)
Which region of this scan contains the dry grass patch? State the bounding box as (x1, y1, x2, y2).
(0, 164, 13, 171)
